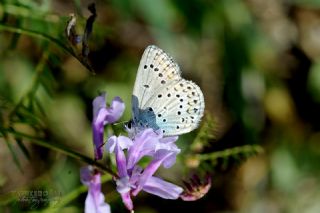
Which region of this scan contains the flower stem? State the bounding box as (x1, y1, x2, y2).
(7, 129, 118, 177)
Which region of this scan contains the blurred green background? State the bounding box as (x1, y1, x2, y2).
(1, 0, 320, 212)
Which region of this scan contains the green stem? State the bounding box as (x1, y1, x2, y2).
(9, 49, 49, 119)
(0, 24, 95, 73)
(197, 145, 264, 161)
(7, 129, 118, 177)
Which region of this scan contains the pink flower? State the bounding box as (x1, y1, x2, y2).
(180, 174, 212, 201)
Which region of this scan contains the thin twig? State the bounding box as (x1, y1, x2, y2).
(7, 129, 118, 177)
(0, 24, 95, 73)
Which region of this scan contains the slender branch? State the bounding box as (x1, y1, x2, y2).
(7, 129, 118, 177)
(9, 49, 49, 119)
(0, 24, 95, 73)
(196, 145, 264, 161)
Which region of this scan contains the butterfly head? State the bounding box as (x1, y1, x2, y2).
(126, 95, 161, 137)
(124, 119, 136, 137)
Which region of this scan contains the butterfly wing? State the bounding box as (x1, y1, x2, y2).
(132, 45, 205, 136)
(133, 45, 181, 108)
(152, 79, 205, 136)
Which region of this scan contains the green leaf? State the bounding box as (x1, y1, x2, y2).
(0, 130, 23, 173)
(15, 136, 31, 160)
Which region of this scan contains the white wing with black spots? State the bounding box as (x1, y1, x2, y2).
(132, 45, 205, 136)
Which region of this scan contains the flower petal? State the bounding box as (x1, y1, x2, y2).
(92, 94, 125, 160)
(127, 129, 159, 170)
(132, 150, 173, 196)
(85, 190, 111, 213)
(156, 136, 180, 168)
(92, 93, 106, 120)
(116, 176, 131, 194)
(80, 166, 94, 186)
(106, 136, 133, 153)
(120, 191, 133, 211)
(92, 108, 108, 160)
(159, 135, 179, 145)
(142, 176, 183, 199)
(115, 142, 128, 178)
(81, 167, 111, 213)
(105, 96, 125, 123)
(180, 174, 212, 201)
(117, 136, 133, 150)
(106, 136, 117, 153)
(129, 165, 143, 184)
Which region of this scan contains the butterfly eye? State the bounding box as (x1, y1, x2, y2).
(126, 120, 133, 129)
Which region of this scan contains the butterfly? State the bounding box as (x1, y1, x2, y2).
(128, 45, 205, 136)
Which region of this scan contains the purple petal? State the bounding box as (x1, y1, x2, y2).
(85, 188, 111, 213)
(120, 191, 133, 211)
(80, 166, 94, 186)
(155, 136, 179, 154)
(132, 150, 173, 196)
(80, 167, 111, 213)
(156, 136, 180, 168)
(106, 136, 133, 153)
(115, 142, 128, 178)
(162, 152, 179, 168)
(160, 147, 180, 168)
(143, 176, 183, 199)
(92, 108, 108, 160)
(106, 136, 117, 153)
(92, 94, 125, 160)
(159, 135, 179, 145)
(117, 136, 133, 150)
(116, 176, 131, 194)
(92, 93, 106, 120)
(180, 174, 212, 201)
(127, 129, 160, 170)
(129, 166, 143, 184)
(105, 96, 125, 123)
